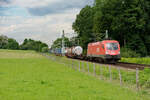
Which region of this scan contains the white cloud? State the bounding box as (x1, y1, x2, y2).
(0, 0, 92, 46)
(1, 0, 93, 16)
(3, 0, 92, 8)
(0, 0, 56, 7)
(0, 9, 80, 46)
(12, 0, 58, 8)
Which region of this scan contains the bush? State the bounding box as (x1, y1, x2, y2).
(42, 47, 49, 53)
(20, 39, 48, 52)
(121, 48, 141, 58)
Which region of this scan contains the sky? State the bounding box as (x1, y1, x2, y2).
(0, 0, 93, 46)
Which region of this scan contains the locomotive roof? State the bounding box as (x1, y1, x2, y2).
(102, 40, 119, 43)
(88, 40, 119, 45)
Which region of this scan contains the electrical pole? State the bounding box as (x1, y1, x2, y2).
(62, 30, 65, 56)
(105, 30, 108, 39)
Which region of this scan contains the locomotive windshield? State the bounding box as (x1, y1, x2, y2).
(106, 43, 118, 50)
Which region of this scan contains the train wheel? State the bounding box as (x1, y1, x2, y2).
(97, 58, 104, 63)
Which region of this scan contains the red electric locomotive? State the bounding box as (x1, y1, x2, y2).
(87, 40, 121, 63)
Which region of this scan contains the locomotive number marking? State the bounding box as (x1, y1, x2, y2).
(97, 48, 100, 52)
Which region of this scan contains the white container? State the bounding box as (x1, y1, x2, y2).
(72, 46, 83, 55)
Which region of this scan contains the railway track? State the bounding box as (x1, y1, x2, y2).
(44, 54, 150, 70)
(114, 62, 150, 70)
(72, 58, 150, 70)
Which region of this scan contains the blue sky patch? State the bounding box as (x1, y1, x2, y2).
(0, 7, 30, 16)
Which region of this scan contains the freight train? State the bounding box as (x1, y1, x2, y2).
(50, 40, 121, 63)
(65, 46, 83, 58)
(49, 48, 62, 56)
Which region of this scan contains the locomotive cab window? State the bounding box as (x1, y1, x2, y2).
(106, 43, 118, 50)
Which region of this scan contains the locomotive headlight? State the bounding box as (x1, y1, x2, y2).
(106, 51, 109, 54)
(118, 51, 120, 54)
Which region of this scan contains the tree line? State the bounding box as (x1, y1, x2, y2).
(0, 35, 49, 53)
(72, 0, 150, 57)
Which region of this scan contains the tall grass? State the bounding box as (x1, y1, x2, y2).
(0, 50, 149, 100)
(54, 55, 150, 90)
(121, 57, 150, 65)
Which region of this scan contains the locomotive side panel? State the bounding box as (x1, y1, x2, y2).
(87, 42, 105, 57)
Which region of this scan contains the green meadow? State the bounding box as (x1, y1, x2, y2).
(121, 57, 150, 65)
(0, 50, 149, 100)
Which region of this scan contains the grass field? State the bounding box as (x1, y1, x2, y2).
(121, 57, 150, 65)
(0, 50, 149, 100)
(59, 56, 150, 89)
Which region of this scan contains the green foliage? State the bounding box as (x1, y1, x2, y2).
(41, 47, 48, 53)
(121, 47, 141, 58)
(7, 38, 19, 50)
(127, 35, 147, 56)
(72, 0, 150, 56)
(51, 37, 72, 49)
(0, 35, 49, 52)
(20, 39, 48, 52)
(0, 35, 19, 50)
(72, 5, 95, 49)
(0, 35, 8, 49)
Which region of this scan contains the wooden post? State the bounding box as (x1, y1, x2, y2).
(100, 65, 103, 80)
(75, 60, 77, 70)
(136, 68, 139, 91)
(79, 61, 80, 71)
(68, 59, 70, 67)
(87, 62, 89, 74)
(70, 59, 72, 67)
(71, 59, 73, 68)
(93, 63, 96, 76)
(73, 60, 75, 70)
(109, 66, 112, 81)
(72, 59, 74, 69)
(82, 61, 84, 72)
(118, 67, 122, 86)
